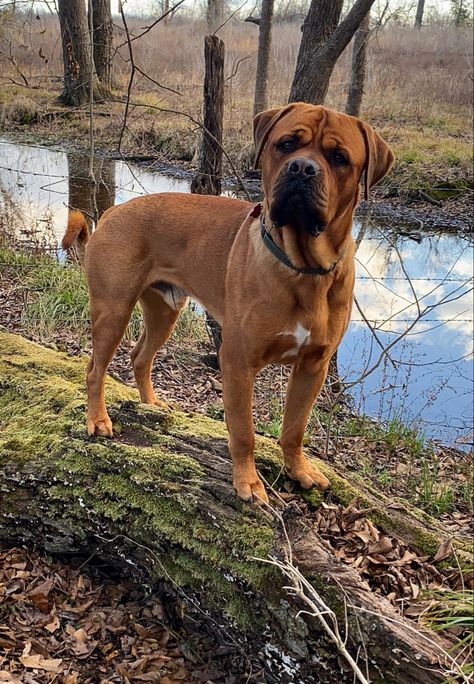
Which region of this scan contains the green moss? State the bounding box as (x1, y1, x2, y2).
(0, 331, 279, 630)
(301, 488, 324, 508)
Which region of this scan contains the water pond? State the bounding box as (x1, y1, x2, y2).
(0, 139, 472, 448)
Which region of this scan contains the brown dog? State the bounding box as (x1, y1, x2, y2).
(63, 103, 393, 504)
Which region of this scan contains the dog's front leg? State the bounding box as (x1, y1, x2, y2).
(279, 359, 331, 491)
(220, 348, 267, 504)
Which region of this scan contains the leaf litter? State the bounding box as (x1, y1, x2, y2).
(0, 546, 248, 683)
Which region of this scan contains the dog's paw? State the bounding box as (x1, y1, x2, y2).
(87, 416, 113, 438)
(234, 477, 269, 505)
(286, 458, 330, 490)
(150, 398, 170, 411)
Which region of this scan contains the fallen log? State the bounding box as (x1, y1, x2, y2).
(0, 331, 464, 683)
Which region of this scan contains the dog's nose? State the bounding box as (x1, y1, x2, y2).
(287, 157, 318, 177)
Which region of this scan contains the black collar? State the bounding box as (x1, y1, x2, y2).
(259, 213, 339, 276)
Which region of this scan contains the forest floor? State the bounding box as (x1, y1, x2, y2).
(0, 544, 261, 684)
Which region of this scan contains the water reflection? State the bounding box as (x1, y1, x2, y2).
(342, 226, 473, 446)
(68, 155, 116, 227)
(0, 140, 189, 246)
(0, 139, 472, 447)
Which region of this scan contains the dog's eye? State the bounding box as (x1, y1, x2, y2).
(332, 150, 348, 165)
(277, 139, 296, 152)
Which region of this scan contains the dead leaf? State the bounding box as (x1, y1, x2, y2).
(28, 578, 54, 613)
(131, 674, 162, 682)
(68, 598, 95, 614)
(352, 529, 372, 544)
(367, 537, 393, 556)
(44, 615, 60, 633)
(433, 538, 453, 562)
(0, 635, 16, 650)
(391, 550, 419, 567)
(19, 653, 63, 672)
(0, 673, 22, 684)
(64, 674, 79, 684)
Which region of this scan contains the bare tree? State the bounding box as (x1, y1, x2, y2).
(57, 0, 103, 106)
(161, 0, 170, 24)
(289, 0, 377, 105)
(191, 34, 226, 357)
(414, 0, 425, 28)
(345, 10, 370, 117)
(253, 0, 275, 116)
(91, 0, 113, 88)
(451, 0, 472, 26)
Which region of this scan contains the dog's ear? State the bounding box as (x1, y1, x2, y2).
(253, 104, 299, 168)
(358, 121, 394, 201)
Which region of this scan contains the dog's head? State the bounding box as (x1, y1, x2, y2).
(254, 103, 394, 237)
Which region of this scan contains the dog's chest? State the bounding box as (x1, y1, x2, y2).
(264, 322, 327, 365)
(277, 323, 311, 359)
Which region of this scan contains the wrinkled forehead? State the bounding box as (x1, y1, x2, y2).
(269, 106, 366, 163)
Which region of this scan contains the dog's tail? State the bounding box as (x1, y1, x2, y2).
(62, 210, 90, 265)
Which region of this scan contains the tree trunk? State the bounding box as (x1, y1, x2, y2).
(91, 0, 113, 88)
(57, 0, 102, 107)
(191, 35, 224, 197)
(289, 0, 376, 105)
(191, 35, 225, 356)
(0, 331, 468, 683)
(414, 0, 425, 28)
(206, 0, 224, 32)
(345, 10, 370, 117)
(253, 0, 275, 117)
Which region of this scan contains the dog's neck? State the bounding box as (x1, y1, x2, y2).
(259, 200, 354, 274)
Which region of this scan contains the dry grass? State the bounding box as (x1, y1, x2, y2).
(0, 12, 472, 189)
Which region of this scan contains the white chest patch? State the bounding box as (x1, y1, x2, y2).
(278, 323, 312, 359)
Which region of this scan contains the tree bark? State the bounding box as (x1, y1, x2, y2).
(91, 0, 113, 88)
(289, 0, 376, 105)
(191, 35, 224, 197)
(345, 10, 370, 117)
(190, 35, 225, 355)
(0, 331, 467, 684)
(253, 0, 275, 117)
(57, 0, 103, 107)
(414, 0, 426, 28)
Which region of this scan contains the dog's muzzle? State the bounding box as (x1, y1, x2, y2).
(269, 157, 326, 236)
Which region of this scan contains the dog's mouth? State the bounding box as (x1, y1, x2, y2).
(270, 173, 326, 237)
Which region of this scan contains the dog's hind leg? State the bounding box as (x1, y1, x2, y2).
(131, 285, 187, 406)
(87, 299, 137, 437)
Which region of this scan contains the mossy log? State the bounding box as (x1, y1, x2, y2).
(0, 332, 461, 683)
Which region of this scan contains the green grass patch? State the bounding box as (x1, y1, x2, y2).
(421, 589, 474, 682)
(1, 246, 206, 347)
(418, 458, 455, 516)
(382, 123, 473, 191)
